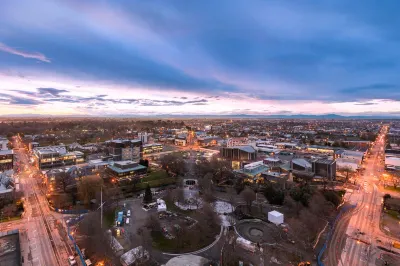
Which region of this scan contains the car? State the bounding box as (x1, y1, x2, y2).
(127, 210, 131, 217)
(125, 218, 130, 225)
(68, 256, 77, 266)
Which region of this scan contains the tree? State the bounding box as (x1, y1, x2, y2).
(234, 177, 245, 194)
(264, 184, 285, 205)
(289, 184, 313, 207)
(78, 211, 114, 264)
(143, 184, 152, 203)
(338, 166, 354, 183)
(139, 159, 149, 168)
(78, 175, 103, 207)
(383, 193, 391, 203)
(1, 204, 17, 218)
(145, 214, 161, 233)
(241, 187, 256, 212)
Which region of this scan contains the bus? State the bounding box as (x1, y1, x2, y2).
(116, 211, 124, 226)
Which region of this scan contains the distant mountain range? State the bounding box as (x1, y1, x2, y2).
(1, 113, 399, 119)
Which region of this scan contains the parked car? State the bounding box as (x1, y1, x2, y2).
(68, 256, 77, 266)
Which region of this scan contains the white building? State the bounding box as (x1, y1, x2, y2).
(0, 137, 9, 151)
(138, 132, 149, 144)
(157, 198, 167, 212)
(268, 210, 284, 225)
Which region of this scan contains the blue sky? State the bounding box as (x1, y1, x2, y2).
(0, 0, 399, 116)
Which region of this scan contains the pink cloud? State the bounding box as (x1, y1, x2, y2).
(0, 42, 51, 63)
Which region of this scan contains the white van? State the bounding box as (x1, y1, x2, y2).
(126, 218, 130, 225)
(127, 210, 131, 217)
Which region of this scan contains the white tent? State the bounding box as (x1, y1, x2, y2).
(268, 210, 284, 225)
(157, 199, 167, 212)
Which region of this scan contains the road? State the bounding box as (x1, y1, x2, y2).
(2, 136, 73, 266)
(326, 125, 400, 266)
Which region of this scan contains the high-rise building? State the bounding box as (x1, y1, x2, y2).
(0, 137, 9, 151)
(105, 139, 142, 161)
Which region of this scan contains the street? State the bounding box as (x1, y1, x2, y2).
(4, 136, 73, 266)
(327, 126, 400, 266)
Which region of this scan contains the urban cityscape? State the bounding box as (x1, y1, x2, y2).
(1, 1, 400, 266)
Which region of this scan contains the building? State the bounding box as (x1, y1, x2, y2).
(307, 145, 338, 155)
(261, 171, 289, 187)
(221, 146, 257, 161)
(164, 255, 210, 266)
(0, 136, 9, 150)
(174, 135, 187, 146)
(312, 159, 336, 180)
(385, 149, 400, 171)
(142, 143, 163, 154)
(33, 146, 84, 169)
(226, 137, 249, 147)
(106, 161, 147, 182)
(291, 157, 336, 180)
(105, 139, 142, 161)
(196, 136, 221, 147)
(263, 157, 282, 168)
(120, 246, 149, 266)
(44, 166, 80, 194)
(291, 158, 313, 172)
(28, 142, 40, 151)
(335, 150, 365, 164)
(0, 170, 15, 200)
(0, 230, 21, 266)
(0, 150, 14, 172)
(235, 161, 269, 180)
(138, 132, 149, 144)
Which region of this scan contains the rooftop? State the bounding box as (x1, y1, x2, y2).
(165, 255, 209, 266)
(108, 162, 147, 173)
(0, 150, 13, 156)
(0, 230, 20, 266)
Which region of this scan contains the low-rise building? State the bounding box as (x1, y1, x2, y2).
(0, 150, 14, 172)
(142, 143, 163, 154)
(33, 145, 84, 169)
(106, 161, 147, 182)
(221, 146, 257, 161)
(0, 136, 9, 150)
(0, 230, 21, 266)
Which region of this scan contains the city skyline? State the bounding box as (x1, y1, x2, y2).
(1, 0, 400, 117)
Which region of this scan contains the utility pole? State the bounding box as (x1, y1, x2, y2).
(100, 186, 103, 229)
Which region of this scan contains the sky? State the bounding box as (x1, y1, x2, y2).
(0, 0, 400, 117)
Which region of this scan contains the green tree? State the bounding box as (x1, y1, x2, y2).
(264, 184, 285, 205)
(143, 184, 152, 203)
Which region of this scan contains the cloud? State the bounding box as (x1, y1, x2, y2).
(1, 1, 400, 115)
(0, 42, 51, 63)
(37, 88, 69, 96)
(0, 92, 41, 105)
(354, 102, 378, 106)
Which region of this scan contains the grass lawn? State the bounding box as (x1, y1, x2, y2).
(0, 216, 22, 223)
(386, 210, 400, 220)
(164, 199, 192, 215)
(151, 225, 220, 253)
(137, 176, 177, 190)
(142, 170, 169, 182)
(385, 186, 400, 193)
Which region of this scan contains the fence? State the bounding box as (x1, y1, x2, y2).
(67, 223, 87, 266)
(317, 204, 356, 266)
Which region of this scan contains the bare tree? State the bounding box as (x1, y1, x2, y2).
(241, 187, 256, 212)
(145, 214, 161, 233)
(338, 166, 355, 183)
(226, 186, 236, 213)
(136, 228, 152, 260)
